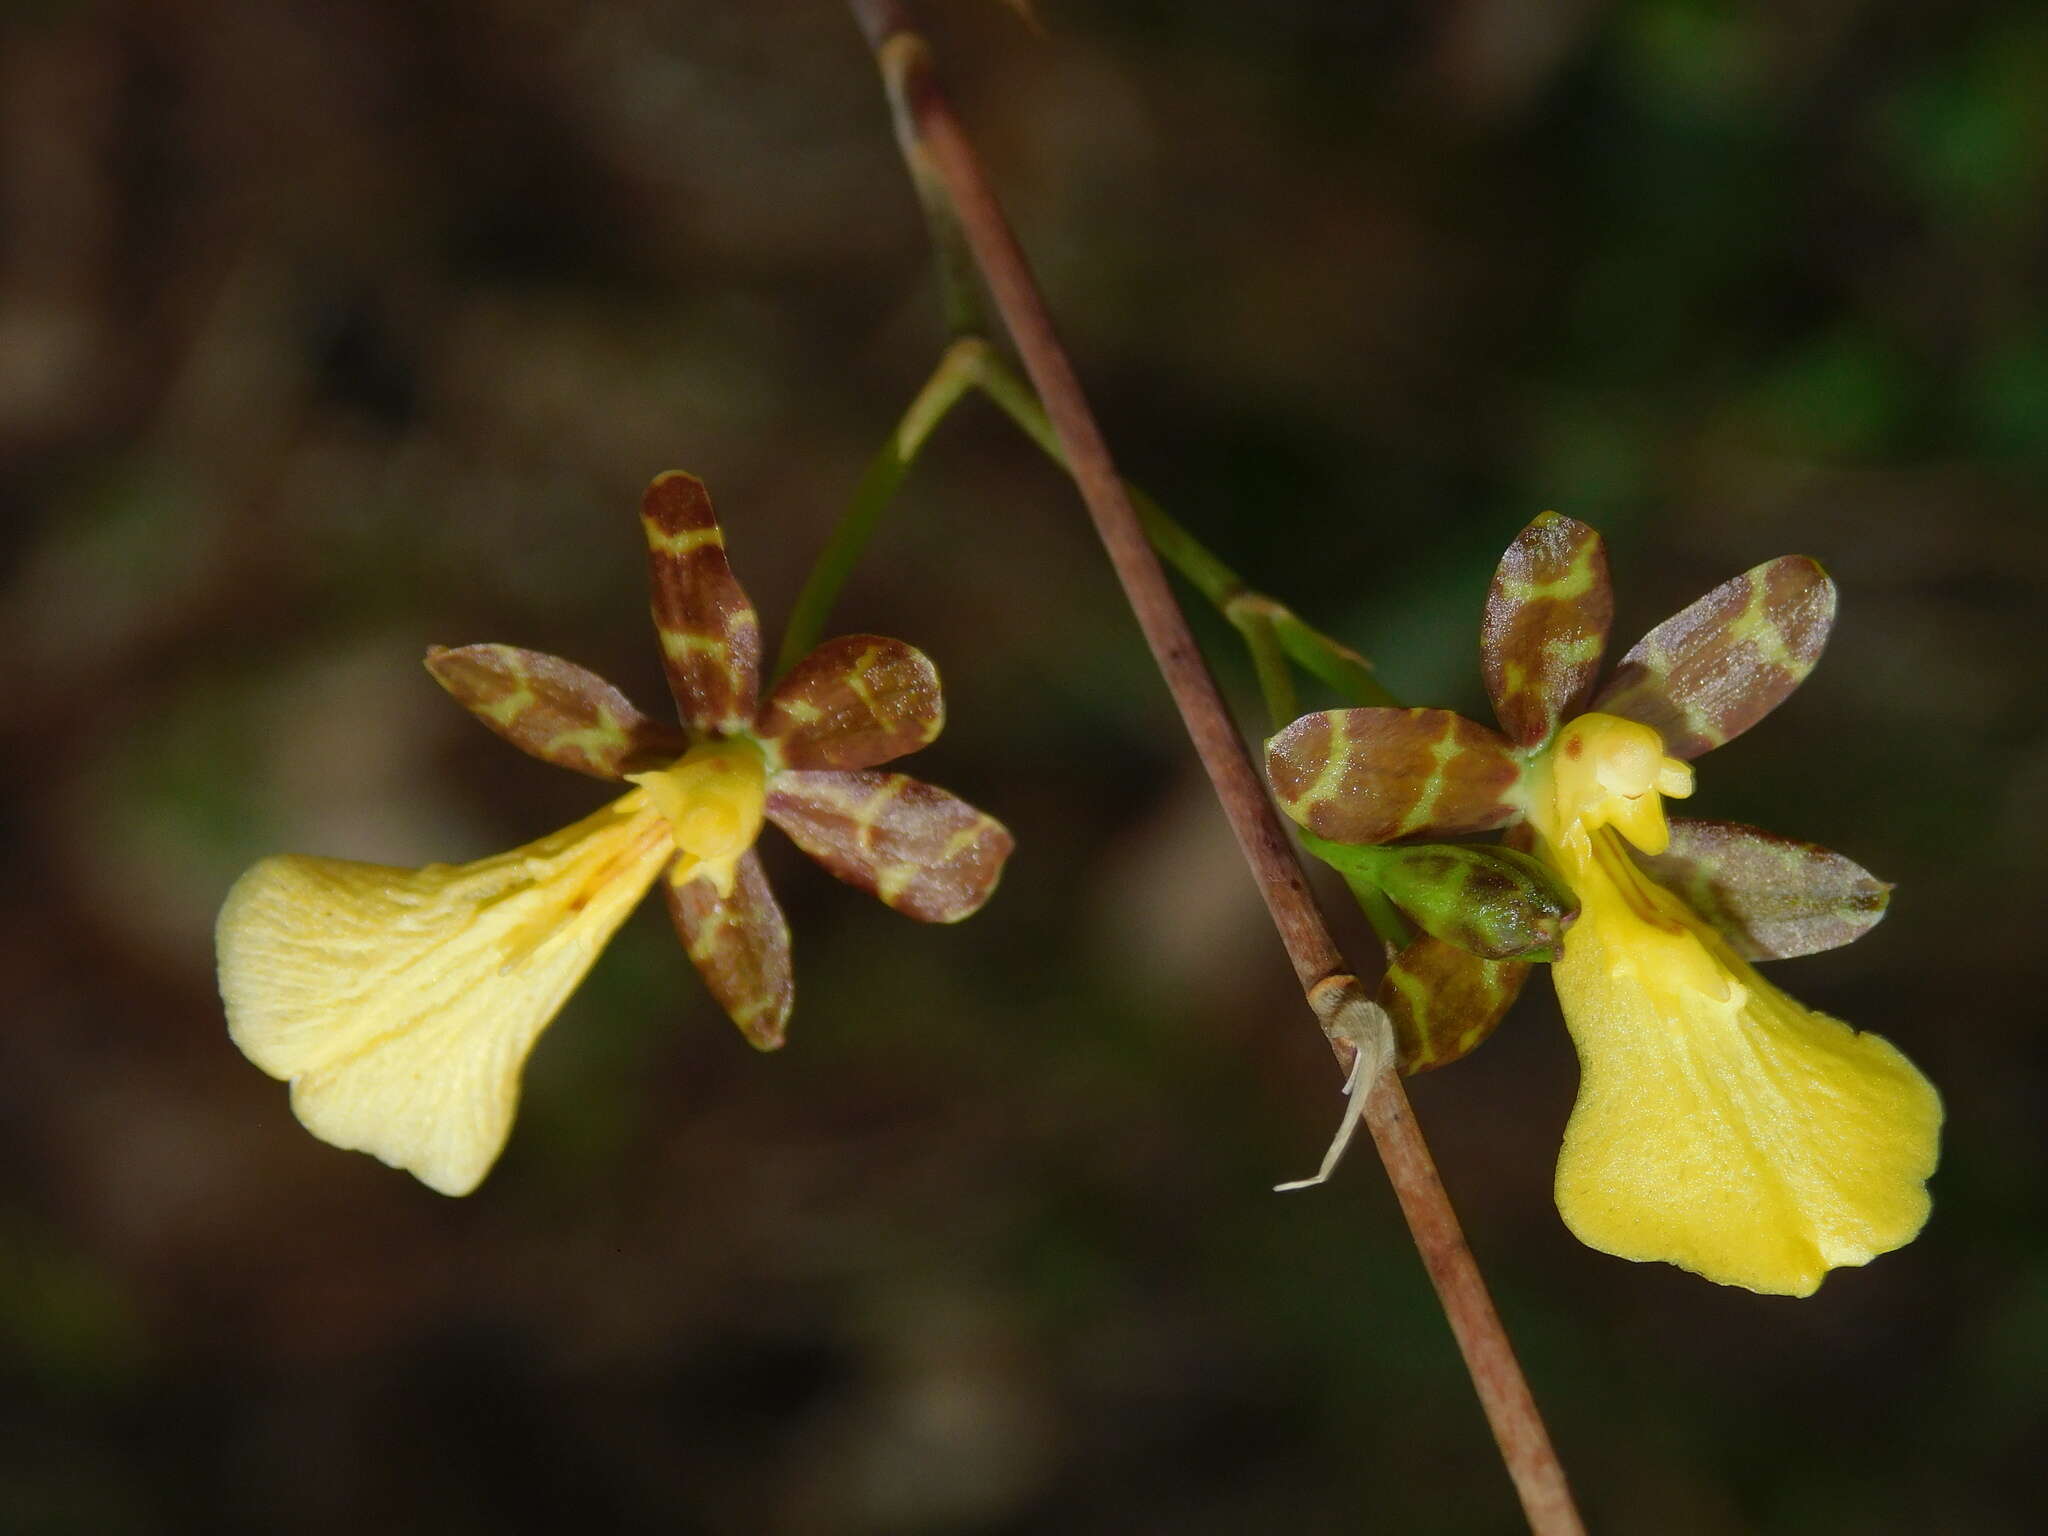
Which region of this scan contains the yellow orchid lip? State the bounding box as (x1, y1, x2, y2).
(1526, 711, 1941, 1296)
(217, 740, 789, 1196)
(217, 792, 674, 1196)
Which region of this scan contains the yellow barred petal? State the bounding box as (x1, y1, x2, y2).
(217, 792, 672, 1195)
(1549, 833, 1941, 1296)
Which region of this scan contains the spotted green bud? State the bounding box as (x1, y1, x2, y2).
(1301, 831, 1577, 961)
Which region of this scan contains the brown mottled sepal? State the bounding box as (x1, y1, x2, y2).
(756, 635, 945, 771)
(642, 471, 762, 738)
(1303, 832, 1576, 961)
(1594, 556, 1835, 759)
(1634, 818, 1890, 961)
(1482, 512, 1613, 748)
(1378, 938, 1531, 1073)
(663, 849, 793, 1050)
(1265, 709, 1521, 845)
(425, 644, 687, 779)
(767, 769, 1012, 923)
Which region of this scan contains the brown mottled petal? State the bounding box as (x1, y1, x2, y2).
(642, 471, 762, 737)
(1634, 818, 1891, 961)
(1265, 709, 1522, 845)
(1594, 556, 1836, 759)
(1481, 512, 1613, 748)
(425, 644, 687, 780)
(1378, 937, 1531, 1074)
(756, 635, 945, 771)
(767, 770, 1012, 923)
(663, 850, 792, 1050)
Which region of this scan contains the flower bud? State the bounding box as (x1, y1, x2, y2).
(1301, 832, 1577, 961)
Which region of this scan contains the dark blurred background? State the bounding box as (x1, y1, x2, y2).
(3, 1, 2044, 1531)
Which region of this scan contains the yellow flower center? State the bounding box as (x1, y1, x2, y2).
(1524, 711, 1726, 1005)
(1526, 711, 1695, 859)
(628, 737, 768, 897)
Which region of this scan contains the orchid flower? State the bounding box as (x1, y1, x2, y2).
(1267, 513, 1940, 1295)
(218, 472, 1012, 1195)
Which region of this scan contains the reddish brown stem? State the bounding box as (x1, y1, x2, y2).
(843, 4, 1583, 1531)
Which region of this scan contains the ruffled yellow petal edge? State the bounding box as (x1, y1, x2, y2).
(217, 792, 672, 1195)
(1550, 836, 1942, 1297)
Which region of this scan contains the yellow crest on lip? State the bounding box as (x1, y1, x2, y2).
(1527, 712, 1694, 858)
(629, 737, 769, 898)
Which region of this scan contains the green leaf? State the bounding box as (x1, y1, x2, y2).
(1594, 555, 1835, 759)
(641, 472, 762, 738)
(756, 634, 945, 771)
(1265, 708, 1522, 845)
(1634, 818, 1891, 961)
(425, 644, 685, 780)
(1304, 833, 1576, 961)
(1481, 512, 1613, 749)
